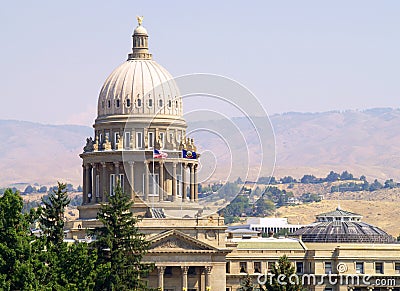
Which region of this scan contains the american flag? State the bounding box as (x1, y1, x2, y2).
(153, 148, 168, 158)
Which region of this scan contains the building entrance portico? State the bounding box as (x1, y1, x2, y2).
(144, 229, 230, 291)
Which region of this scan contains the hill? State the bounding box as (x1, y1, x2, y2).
(1, 107, 400, 186)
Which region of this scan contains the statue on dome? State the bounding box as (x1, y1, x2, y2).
(136, 16, 144, 26)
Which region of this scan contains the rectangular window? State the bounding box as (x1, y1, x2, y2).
(99, 133, 103, 144)
(296, 262, 304, 274)
(169, 133, 174, 143)
(325, 262, 332, 274)
(254, 262, 261, 273)
(124, 132, 131, 149)
(395, 262, 400, 274)
(226, 262, 230, 274)
(118, 174, 124, 190)
(188, 266, 196, 276)
(159, 132, 165, 149)
(239, 262, 247, 273)
(324, 288, 333, 291)
(110, 174, 115, 195)
(375, 262, 384, 274)
(164, 267, 172, 276)
(177, 174, 182, 197)
(268, 262, 275, 272)
(114, 132, 119, 147)
(148, 132, 154, 148)
(356, 262, 364, 274)
(144, 173, 159, 196)
(136, 132, 142, 149)
(95, 175, 100, 197)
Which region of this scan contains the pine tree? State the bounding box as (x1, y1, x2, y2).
(261, 255, 304, 291)
(91, 183, 154, 291)
(39, 182, 70, 246)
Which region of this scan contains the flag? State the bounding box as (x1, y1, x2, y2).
(182, 149, 197, 159)
(153, 148, 168, 158)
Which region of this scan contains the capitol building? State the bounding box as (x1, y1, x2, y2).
(66, 19, 400, 291)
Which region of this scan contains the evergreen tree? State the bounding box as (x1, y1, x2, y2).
(39, 182, 70, 246)
(91, 183, 154, 290)
(261, 255, 304, 291)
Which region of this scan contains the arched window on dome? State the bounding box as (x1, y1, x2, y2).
(116, 99, 120, 108)
(168, 100, 172, 108)
(137, 98, 142, 107)
(108, 100, 111, 108)
(148, 99, 153, 107)
(158, 99, 163, 107)
(101, 101, 105, 109)
(126, 99, 131, 107)
(175, 100, 178, 110)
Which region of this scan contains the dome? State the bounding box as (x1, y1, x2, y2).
(134, 25, 148, 35)
(96, 20, 183, 118)
(97, 60, 182, 117)
(290, 207, 397, 244)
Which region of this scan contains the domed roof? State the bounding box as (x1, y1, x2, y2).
(97, 60, 181, 117)
(290, 207, 397, 244)
(96, 20, 182, 118)
(134, 25, 148, 35)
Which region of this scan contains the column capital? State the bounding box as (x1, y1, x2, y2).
(101, 162, 107, 168)
(181, 266, 189, 274)
(128, 161, 135, 166)
(204, 266, 213, 274)
(85, 163, 91, 170)
(157, 266, 166, 274)
(114, 161, 120, 166)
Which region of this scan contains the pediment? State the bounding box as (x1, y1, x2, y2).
(149, 230, 217, 252)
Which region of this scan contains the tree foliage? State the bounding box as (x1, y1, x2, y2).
(261, 255, 304, 291)
(91, 183, 154, 290)
(39, 182, 70, 246)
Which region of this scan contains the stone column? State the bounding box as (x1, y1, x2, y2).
(144, 161, 149, 201)
(114, 161, 120, 180)
(159, 161, 164, 202)
(182, 163, 187, 202)
(172, 162, 177, 201)
(82, 164, 87, 204)
(92, 163, 97, 200)
(157, 266, 165, 290)
(189, 164, 195, 202)
(194, 164, 198, 202)
(85, 164, 92, 203)
(128, 161, 135, 199)
(101, 162, 107, 202)
(181, 266, 189, 290)
(205, 266, 212, 290)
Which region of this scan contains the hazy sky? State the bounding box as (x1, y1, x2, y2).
(1, 1, 400, 125)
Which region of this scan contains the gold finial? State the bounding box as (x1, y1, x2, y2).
(136, 15, 144, 26)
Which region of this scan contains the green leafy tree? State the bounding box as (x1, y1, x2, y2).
(39, 182, 70, 246)
(91, 183, 154, 290)
(0, 189, 49, 290)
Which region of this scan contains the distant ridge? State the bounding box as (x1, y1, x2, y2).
(1, 107, 399, 187)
